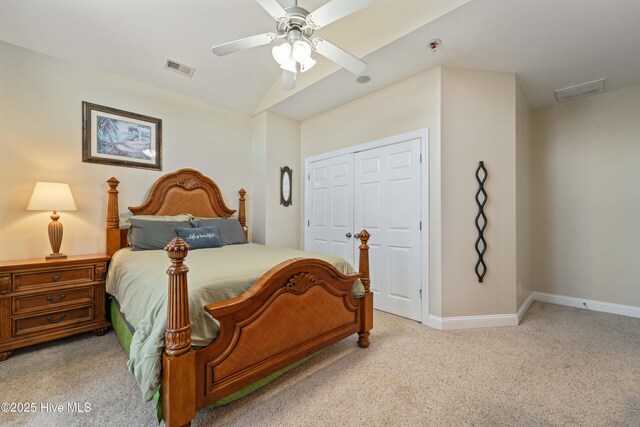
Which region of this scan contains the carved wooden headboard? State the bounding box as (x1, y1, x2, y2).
(106, 168, 247, 256)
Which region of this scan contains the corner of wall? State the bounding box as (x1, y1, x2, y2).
(251, 111, 302, 249)
(440, 67, 519, 317)
(251, 113, 268, 244)
(515, 78, 534, 312)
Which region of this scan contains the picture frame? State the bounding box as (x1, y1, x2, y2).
(82, 101, 162, 170)
(280, 166, 292, 207)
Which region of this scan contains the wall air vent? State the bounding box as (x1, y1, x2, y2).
(164, 59, 196, 77)
(554, 78, 605, 103)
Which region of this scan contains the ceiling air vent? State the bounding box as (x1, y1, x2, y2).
(164, 59, 196, 77)
(554, 78, 605, 103)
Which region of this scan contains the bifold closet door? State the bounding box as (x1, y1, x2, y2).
(306, 154, 355, 265)
(354, 139, 422, 321)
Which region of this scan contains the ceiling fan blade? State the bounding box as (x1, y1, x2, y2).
(255, 0, 288, 21)
(306, 0, 373, 29)
(211, 33, 278, 56)
(312, 38, 367, 75)
(282, 70, 296, 90)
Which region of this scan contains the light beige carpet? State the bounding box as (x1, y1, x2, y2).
(1, 302, 639, 426)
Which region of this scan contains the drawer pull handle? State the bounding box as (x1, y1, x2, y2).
(46, 294, 66, 304)
(46, 314, 66, 324)
(52, 275, 61, 282)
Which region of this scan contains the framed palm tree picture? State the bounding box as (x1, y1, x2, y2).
(82, 102, 162, 170)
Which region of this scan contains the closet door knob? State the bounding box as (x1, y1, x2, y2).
(345, 233, 352, 238)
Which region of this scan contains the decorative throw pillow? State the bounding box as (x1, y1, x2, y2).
(175, 226, 222, 250)
(129, 219, 193, 251)
(191, 218, 247, 245)
(125, 214, 193, 244)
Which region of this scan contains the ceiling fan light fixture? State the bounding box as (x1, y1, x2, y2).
(280, 57, 297, 73)
(272, 43, 292, 65)
(211, 0, 374, 91)
(292, 40, 312, 63)
(300, 56, 316, 72)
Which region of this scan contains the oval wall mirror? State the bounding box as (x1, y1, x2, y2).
(280, 166, 292, 207)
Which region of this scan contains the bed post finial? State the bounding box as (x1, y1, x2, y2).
(357, 230, 372, 348)
(107, 177, 120, 229)
(239, 188, 248, 239)
(165, 237, 192, 356)
(106, 178, 123, 256)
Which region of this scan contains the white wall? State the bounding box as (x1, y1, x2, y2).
(516, 80, 533, 310)
(532, 84, 640, 307)
(0, 41, 252, 260)
(301, 67, 443, 315)
(440, 67, 517, 317)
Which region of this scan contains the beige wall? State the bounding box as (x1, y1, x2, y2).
(265, 112, 301, 248)
(0, 41, 252, 260)
(301, 66, 443, 315)
(250, 114, 268, 244)
(2, 39, 546, 320)
(300, 66, 525, 318)
(251, 111, 301, 248)
(440, 67, 517, 317)
(532, 84, 640, 306)
(516, 80, 533, 310)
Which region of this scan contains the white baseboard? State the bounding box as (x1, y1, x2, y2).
(424, 313, 518, 330)
(517, 292, 536, 323)
(422, 291, 639, 331)
(423, 315, 442, 329)
(532, 291, 640, 319)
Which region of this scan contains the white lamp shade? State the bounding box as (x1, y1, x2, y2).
(291, 40, 311, 63)
(300, 56, 317, 72)
(272, 43, 292, 65)
(27, 182, 77, 212)
(280, 57, 298, 73)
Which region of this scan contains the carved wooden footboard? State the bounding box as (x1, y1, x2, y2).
(105, 170, 373, 427)
(162, 235, 372, 427)
(199, 256, 364, 405)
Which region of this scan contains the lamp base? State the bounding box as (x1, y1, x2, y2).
(47, 212, 65, 261)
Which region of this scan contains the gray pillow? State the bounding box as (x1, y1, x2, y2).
(129, 219, 193, 251)
(125, 214, 193, 243)
(176, 226, 222, 250)
(191, 218, 247, 245)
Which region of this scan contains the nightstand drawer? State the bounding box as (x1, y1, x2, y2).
(13, 305, 95, 337)
(12, 286, 94, 315)
(13, 266, 94, 291)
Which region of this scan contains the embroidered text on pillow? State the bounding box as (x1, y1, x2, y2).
(186, 232, 218, 240)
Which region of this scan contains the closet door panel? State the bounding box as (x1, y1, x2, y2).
(306, 155, 355, 265)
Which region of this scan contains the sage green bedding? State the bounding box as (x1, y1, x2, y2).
(106, 243, 363, 401)
(110, 300, 320, 422)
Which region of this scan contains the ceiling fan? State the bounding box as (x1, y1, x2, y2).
(211, 0, 373, 90)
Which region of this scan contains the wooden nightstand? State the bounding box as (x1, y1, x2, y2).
(0, 254, 111, 361)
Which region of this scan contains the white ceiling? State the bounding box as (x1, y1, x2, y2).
(1, 0, 640, 121)
(272, 0, 640, 119)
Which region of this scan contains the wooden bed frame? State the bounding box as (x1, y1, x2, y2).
(105, 169, 373, 427)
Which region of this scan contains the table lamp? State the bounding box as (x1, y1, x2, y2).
(27, 182, 77, 260)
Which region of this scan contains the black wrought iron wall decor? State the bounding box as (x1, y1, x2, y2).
(475, 161, 488, 283)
